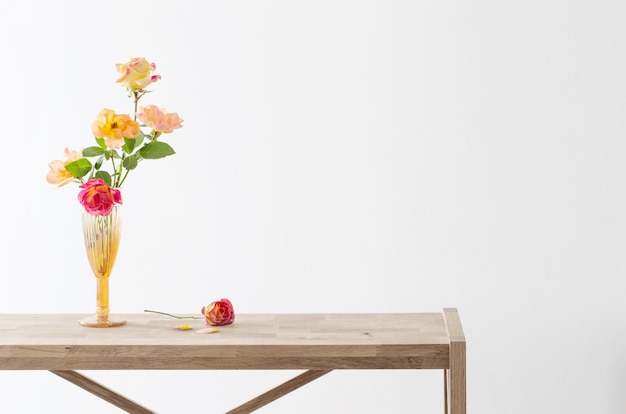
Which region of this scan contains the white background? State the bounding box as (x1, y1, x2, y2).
(1, 1, 625, 413)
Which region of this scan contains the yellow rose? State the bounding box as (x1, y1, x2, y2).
(115, 57, 161, 91)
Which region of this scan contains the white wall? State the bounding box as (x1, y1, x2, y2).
(1, 1, 625, 412)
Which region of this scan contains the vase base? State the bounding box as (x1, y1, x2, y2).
(79, 316, 126, 328)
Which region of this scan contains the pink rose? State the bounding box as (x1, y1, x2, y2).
(201, 298, 235, 326)
(78, 178, 122, 216)
(137, 105, 184, 133)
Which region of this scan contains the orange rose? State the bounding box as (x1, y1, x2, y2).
(201, 299, 235, 326)
(91, 109, 140, 149)
(46, 147, 83, 186)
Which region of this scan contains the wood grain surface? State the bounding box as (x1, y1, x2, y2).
(0, 310, 466, 413)
(0, 313, 451, 370)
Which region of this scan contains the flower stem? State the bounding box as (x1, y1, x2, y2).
(118, 168, 131, 187)
(133, 91, 142, 121)
(143, 309, 203, 319)
(110, 155, 118, 187)
(117, 154, 125, 187)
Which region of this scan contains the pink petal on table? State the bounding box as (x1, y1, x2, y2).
(196, 327, 219, 334)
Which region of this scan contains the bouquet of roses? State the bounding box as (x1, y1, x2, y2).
(46, 57, 183, 216)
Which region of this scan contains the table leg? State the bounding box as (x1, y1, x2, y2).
(226, 370, 332, 414)
(50, 370, 155, 414)
(448, 341, 466, 413)
(443, 308, 466, 414)
(444, 369, 448, 414)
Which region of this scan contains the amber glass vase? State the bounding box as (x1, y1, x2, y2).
(79, 205, 126, 328)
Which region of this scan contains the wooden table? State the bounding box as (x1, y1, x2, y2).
(0, 308, 466, 413)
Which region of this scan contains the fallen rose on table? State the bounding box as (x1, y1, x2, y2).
(201, 298, 235, 326)
(144, 298, 235, 332)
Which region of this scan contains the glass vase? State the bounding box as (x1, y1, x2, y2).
(79, 205, 126, 328)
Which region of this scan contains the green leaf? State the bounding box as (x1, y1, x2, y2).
(122, 155, 138, 170)
(122, 137, 137, 154)
(83, 146, 107, 157)
(95, 170, 112, 186)
(64, 158, 93, 178)
(139, 142, 176, 159)
(94, 155, 104, 170)
(134, 131, 146, 148)
(95, 137, 106, 149)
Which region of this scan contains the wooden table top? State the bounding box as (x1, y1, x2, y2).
(0, 311, 462, 371)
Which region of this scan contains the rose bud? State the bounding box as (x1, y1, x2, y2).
(115, 57, 160, 91)
(201, 298, 235, 326)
